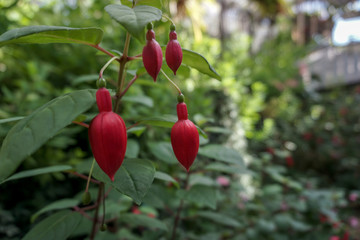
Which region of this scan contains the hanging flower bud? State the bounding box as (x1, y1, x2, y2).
(142, 23, 163, 82)
(171, 97, 199, 171)
(166, 24, 182, 75)
(88, 88, 127, 181)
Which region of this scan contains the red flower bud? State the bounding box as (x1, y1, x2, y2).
(171, 103, 199, 171)
(166, 30, 182, 75)
(285, 156, 294, 167)
(88, 88, 127, 181)
(142, 29, 163, 82)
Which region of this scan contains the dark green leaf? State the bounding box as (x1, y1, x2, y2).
(0, 26, 103, 47)
(31, 199, 79, 223)
(125, 139, 140, 158)
(179, 185, 217, 209)
(204, 162, 248, 174)
(92, 158, 155, 205)
(119, 213, 168, 231)
(197, 211, 241, 228)
(154, 171, 179, 188)
(122, 95, 154, 107)
(0, 116, 24, 124)
(22, 210, 82, 240)
(105, 5, 162, 42)
(189, 174, 216, 187)
(137, 115, 208, 138)
(0, 89, 96, 182)
(198, 144, 244, 166)
(148, 142, 178, 164)
(161, 47, 221, 80)
(1, 165, 73, 184)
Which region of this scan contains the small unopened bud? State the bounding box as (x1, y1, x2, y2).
(100, 223, 107, 231)
(82, 192, 91, 205)
(177, 93, 185, 103)
(97, 77, 106, 88)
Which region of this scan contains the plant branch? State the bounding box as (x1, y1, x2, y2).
(72, 121, 89, 128)
(90, 44, 118, 59)
(114, 32, 132, 113)
(90, 182, 104, 240)
(171, 172, 190, 240)
(119, 75, 138, 98)
(66, 171, 100, 184)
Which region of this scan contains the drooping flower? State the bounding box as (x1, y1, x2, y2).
(88, 88, 127, 181)
(171, 102, 199, 171)
(165, 25, 182, 75)
(142, 26, 163, 82)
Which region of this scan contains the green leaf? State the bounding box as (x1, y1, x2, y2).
(137, 115, 208, 138)
(121, 0, 163, 9)
(148, 141, 178, 164)
(179, 185, 217, 209)
(125, 139, 140, 158)
(22, 210, 82, 240)
(119, 213, 168, 231)
(189, 174, 216, 187)
(0, 89, 96, 182)
(31, 199, 79, 223)
(198, 145, 244, 166)
(161, 47, 221, 80)
(122, 95, 153, 107)
(197, 211, 241, 228)
(0, 116, 24, 124)
(105, 5, 162, 42)
(92, 158, 155, 205)
(0, 26, 103, 47)
(1, 165, 73, 184)
(204, 162, 248, 174)
(154, 171, 179, 188)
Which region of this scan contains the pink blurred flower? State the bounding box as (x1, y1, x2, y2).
(349, 193, 358, 202)
(349, 216, 359, 228)
(216, 176, 230, 187)
(330, 236, 340, 240)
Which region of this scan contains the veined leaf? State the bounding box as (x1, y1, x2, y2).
(31, 198, 79, 223)
(161, 47, 221, 80)
(105, 5, 162, 42)
(22, 210, 82, 240)
(0, 89, 96, 182)
(0, 26, 103, 47)
(92, 158, 155, 205)
(0, 116, 24, 124)
(1, 165, 73, 184)
(198, 144, 244, 166)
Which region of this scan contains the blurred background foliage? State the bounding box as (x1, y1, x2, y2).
(1, 0, 360, 239)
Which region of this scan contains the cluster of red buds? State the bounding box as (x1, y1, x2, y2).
(142, 23, 183, 82)
(88, 23, 198, 180)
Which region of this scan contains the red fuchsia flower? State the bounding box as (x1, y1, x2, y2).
(216, 176, 230, 187)
(88, 88, 127, 181)
(171, 101, 199, 171)
(165, 24, 182, 75)
(142, 25, 163, 82)
(132, 206, 141, 215)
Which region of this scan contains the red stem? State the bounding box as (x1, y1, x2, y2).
(67, 171, 100, 184)
(90, 182, 104, 240)
(90, 44, 118, 59)
(72, 121, 89, 128)
(119, 75, 138, 98)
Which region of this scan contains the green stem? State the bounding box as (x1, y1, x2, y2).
(99, 56, 120, 79)
(114, 32, 131, 113)
(162, 14, 175, 25)
(85, 159, 96, 192)
(160, 69, 182, 95)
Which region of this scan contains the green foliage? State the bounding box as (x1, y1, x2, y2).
(0, 26, 103, 47)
